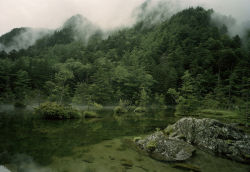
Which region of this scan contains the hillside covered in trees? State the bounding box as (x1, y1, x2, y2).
(0, 7, 249, 117)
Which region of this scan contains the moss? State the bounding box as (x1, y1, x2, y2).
(164, 125, 174, 136)
(155, 128, 161, 132)
(133, 137, 142, 142)
(225, 139, 234, 144)
(146, 140, 157, 151)
(35, 102, 80, 120)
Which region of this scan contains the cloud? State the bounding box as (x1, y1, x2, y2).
(0, 0, 249, 36)
(0, 0, 144, 36)
(0, 28, 52, 53)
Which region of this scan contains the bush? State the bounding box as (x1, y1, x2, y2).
(114, 99, 129, 114)
(114, 106, 127, 114)
(134, 106, 147, 113)
(84, 111, 99, 118)
(35, 102, 80, 120)
(14, 101, 26, 108)
(92, 102, 103, 111)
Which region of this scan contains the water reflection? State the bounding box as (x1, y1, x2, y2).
(0, 108, 175, 166)
(0, 108, 249, 172)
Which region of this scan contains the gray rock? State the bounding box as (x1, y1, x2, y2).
(168, 117, 250, 163)
(135, 131, 195, 161)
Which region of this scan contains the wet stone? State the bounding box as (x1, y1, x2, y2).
(135, 131, 195, 162)
(120, 159, 133, 168)
(82, 155, 95, 163)
(172, 163, 201, 172)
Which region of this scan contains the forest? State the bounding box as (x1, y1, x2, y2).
(0, 7, 249, 120)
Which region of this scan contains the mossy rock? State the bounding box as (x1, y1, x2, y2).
(35, 102, 80, 120)
(164, 125, 174, 136)
(133, 137, 142, 142)
(146, 140, 157, 152)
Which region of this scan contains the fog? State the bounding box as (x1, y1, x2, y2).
(0, 0, 250, 52)
(1, 0, 250, 36)
(0, 28, 52, 53)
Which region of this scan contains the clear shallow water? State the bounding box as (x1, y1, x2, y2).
(0, 106, 249, 172)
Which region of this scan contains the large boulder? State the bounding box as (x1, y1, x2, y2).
(167, 117, 250, 163)
(135, 131, 195, 162)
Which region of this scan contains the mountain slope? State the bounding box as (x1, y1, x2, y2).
(0, 14, 101, 53)
(0, 27, 52, 53)
(0, 7, 249, 115)
(34, 14, 102, 49)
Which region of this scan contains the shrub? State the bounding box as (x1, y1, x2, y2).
(134, 106, 147, 113)
(92, 102, 103, 111)
(14, 101, 26, 108)
(84, 111, 99, 118)
(114, 106, 127, 114)
(114, 99, 128, 114)
(35, 102, 80, 120)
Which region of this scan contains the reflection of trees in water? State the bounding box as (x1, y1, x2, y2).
(0, 110, 176, 166)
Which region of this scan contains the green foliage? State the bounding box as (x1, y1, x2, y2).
(14, 101, 26, 108)
(164, 125, 174, 136)
(138, 87, 150, 107)
(114, 99, 128, 114)
(134, 107, 147, 113)
(83, 111, 98, 118)
(167, 88, 179, 104)
(92, 102, 103, 111)
(0, 7, 249, 118)
(35, 102, 80, 120)
(152, 93, 166, 109)
(133, 136, 142, 142)
(171, 71, 199, 116)
(14, 70, 30, 101)
(114, 106, 128, 114)
(146, 140, 157, 151)
(198, 109, 239, 117)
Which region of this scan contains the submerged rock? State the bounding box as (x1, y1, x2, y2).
(168, 117, 250, 163)
(171, 163, 201, 172)
(82, 155, 95, 163)
(120, 158, 133, 168)
(135, 131, 195, 162)
(0, 166, 11, 172)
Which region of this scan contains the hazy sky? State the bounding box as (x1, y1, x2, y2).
(0, 0, 250, 36)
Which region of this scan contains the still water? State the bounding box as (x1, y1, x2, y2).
(0, 106, 249, 172)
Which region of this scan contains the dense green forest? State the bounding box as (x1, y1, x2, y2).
(0, 7, 249, 117)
